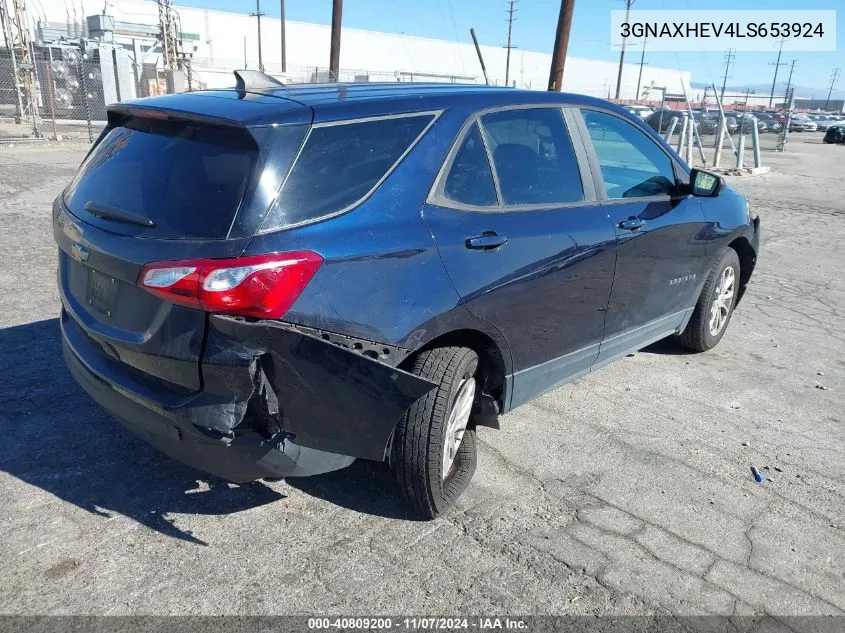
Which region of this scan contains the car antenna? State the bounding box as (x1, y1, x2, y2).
(233, 69, 286, 91)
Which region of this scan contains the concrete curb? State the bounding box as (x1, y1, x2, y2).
(708, 166, 771, 177)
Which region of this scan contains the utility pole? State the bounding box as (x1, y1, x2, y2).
(329, 0, 342, 81)
(824, 68, 840, 111)
(8, 0, 40, 133)
(250, 0, 265, 72)
(504, 0, 517, 87)
(0, 0, 11, 49)
(0, 0, 25, 125)
(614, 0, 634, 99)
(635, 36, 647, 101)
(720, 49, 734, 99)
(767, 39, 786, 107)
(547, 0, 575, 91)
(279, 0, 286, 73)
(783, 59, 796, 109)
(157, 0, 179, 71)
(470, 28, 489, 85)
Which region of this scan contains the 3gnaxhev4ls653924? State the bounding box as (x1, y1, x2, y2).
(55, 72, 760, 518)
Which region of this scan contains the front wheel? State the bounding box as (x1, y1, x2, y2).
(392, 347, 479, 519)
(678, 248, 741, 352)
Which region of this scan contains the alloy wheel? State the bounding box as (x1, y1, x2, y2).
(709, 266, 735, 336)
(442, 377, 475, 481)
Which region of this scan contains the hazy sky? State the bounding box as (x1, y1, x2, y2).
(168, 0, 842, 92)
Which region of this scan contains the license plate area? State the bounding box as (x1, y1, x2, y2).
(86, 268, 119, 318)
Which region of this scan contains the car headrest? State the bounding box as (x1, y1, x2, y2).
(492, 143, 538, 186)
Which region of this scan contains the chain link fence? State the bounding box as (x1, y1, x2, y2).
(1, 45, 113, 142)
(1, 43, 489, 143)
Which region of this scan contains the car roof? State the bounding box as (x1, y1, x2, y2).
(262, 82, 626, 122)
(119, 82, 634, 126)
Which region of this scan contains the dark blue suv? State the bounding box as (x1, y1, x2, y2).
(55, 74, 760, 518)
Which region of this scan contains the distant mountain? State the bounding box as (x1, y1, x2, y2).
(690, 81, 844, 100)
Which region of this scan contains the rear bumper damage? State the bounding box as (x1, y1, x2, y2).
(61, 311, 436, 483)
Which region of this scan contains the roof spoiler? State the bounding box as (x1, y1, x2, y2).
(234, 69, 286, 91)
(107, 104, 244, 129)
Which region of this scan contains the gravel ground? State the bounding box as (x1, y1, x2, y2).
(0, 134, 842, 626)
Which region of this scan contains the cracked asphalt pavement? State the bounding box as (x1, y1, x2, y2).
(0, 135, 842, 622)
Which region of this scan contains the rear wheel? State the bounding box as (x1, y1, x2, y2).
(678, 248, 741, 352)
(392, 347, 479, 519)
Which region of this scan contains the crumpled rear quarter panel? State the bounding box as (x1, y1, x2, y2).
(200, 315, 437, 461)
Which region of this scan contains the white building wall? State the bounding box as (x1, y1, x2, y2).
(34, 0, 691, 99)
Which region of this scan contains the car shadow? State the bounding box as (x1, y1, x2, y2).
(285, 459, 425, 521)
(0, 318, 285, 546)
(1, 318, 421, 543)
(640, 337, 699, 356)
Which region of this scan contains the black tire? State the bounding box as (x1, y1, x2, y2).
(392, 347, 479, 519)
(678, 248, 741, 352)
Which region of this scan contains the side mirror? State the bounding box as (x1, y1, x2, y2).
(689, 168, 723, 197)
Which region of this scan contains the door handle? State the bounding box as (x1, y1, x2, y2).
(466, 233, 508, 250)
(619, 217, 646, 231)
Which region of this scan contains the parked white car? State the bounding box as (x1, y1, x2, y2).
(626, 105, 655, 119)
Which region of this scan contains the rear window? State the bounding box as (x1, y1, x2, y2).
(64, 117, 305, 240)
(260, 113, 435, 231)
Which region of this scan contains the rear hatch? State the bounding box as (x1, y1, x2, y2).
(56, 90, 311, 395)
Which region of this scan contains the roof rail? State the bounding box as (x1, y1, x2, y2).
(233, 69, 286, 91)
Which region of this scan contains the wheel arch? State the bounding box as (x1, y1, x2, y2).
(400, 328, 509, 416)
(728, 236, 757, 306)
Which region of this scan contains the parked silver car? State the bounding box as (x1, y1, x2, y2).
(790, 114, 817, 132)
(809, 115, 834, 131)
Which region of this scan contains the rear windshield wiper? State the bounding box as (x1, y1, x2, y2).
(84, 201, 156, 227)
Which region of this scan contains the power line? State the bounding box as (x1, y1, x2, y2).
(504, 0, 517, 87)
(720, 48, 734, 99)
(767, 39, 786, 107)
(824, 67, 841, 111)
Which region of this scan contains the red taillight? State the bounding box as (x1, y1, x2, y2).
(138, 251, 323, 319)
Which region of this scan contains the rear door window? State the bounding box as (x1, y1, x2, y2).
(443, 122, 498, 207)
(261, 113, 435, 231)
(479, 108, 584, 206)
(64, 118, 290, 239)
